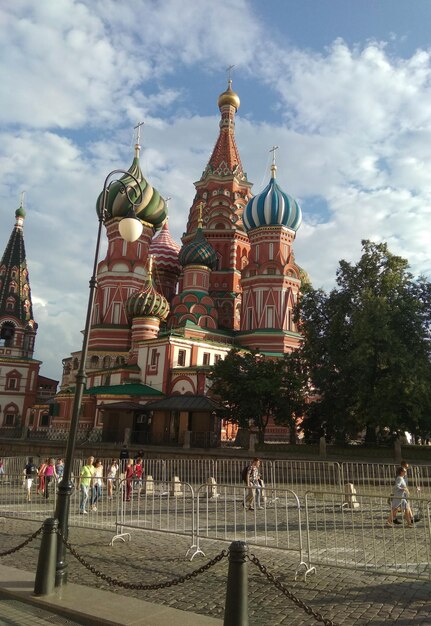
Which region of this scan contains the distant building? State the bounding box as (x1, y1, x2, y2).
(0, 202, 58, 437)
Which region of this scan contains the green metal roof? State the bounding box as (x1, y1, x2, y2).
(85, 383, 164, 397)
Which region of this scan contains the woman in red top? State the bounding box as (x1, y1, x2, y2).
(124, 459, 134, 502)
(44, 458, 58, 500)
(37, 459, 47, 495)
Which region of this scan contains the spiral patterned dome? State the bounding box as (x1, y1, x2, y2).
(243, 165, 302, 233)
(96, 144, 167, 230)
(178, 227, 217, 270)
(149, 220, 181, 275)
(126, 272, 170, 321)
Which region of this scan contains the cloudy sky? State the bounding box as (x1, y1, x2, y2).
(1, 0, 431, 381)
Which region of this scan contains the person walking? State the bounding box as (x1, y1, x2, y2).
(133, 456, 144, 496)
(23, 457, 37, 502)
(44, 458, 58, 500)
(37, 458, 47, 495)
(124, 458, 134, 502)
(90, 459, 103, 511)
(79, 456, 95, 514)
(244, 458, 263, 511)
(387, 466, 413, 527)
(55, 458, 64, 481)
(107, 459, 118, 499)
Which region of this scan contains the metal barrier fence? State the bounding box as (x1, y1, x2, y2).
(0, 472, 118, 530)
(2, 456, 431, 495)
(193, 482, 310, 578)
(272, 460, 342, 495)
(341, 462, 430, 496)
(2, 470, 431, 582)
(304, 490, 431, 580)
(112, 478, 196, 554)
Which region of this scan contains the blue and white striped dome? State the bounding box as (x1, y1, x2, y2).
(243, 167, 302, 233)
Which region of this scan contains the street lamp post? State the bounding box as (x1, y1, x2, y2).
(52, 169, 144, 587)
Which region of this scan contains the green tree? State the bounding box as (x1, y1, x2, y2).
(298, 240, 431, 442)
(209, 349, 307, 445)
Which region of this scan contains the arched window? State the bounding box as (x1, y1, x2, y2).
(6, 297, 15, 312)
(40, 413, 50, 427)
(73, 358, 79, 370)
(0, 322, 15, 347)
(103, 356, 111, 368)
(3, 403, 18, 427)
(90, 355, 100, 368)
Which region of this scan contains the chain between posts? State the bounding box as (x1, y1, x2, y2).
(0, 526, 43, 557)
(0, 526, 336, 624)
(56, 528, 228, 590)
(248, 553, 338, 626)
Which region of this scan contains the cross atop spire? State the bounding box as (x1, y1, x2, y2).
(20, 190, 26, 208)
(134, 121, 144, 157)
(270, 145, 279, 178)
(226, 64, 235, 82)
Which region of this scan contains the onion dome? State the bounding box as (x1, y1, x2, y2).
(217, 79, 240, 111)
(96, 143, 167, 231)
(149, 219, 181, 275)
(15, 204, 26, 219)
(243, 161, 302, 233)
(126, 258, 169, 321)
(179, 207, 217, 270)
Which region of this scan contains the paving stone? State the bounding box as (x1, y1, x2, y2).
(0, 519, 430, 625)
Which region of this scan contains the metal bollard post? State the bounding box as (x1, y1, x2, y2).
(34, 517, 58, 596)
(224, 540, 248, 626)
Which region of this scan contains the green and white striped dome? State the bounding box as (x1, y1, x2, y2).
(96, 144, 167, 230)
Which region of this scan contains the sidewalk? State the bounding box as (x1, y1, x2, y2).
(0, 564, 223, 626)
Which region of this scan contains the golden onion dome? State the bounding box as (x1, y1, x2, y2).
(217, 79, 240, 111)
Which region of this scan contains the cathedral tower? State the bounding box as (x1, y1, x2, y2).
(181, 80, 252, 331)
(238, 153, 302, 353)
(0, 200, 40, 429)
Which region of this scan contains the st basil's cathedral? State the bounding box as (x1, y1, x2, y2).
(0, 80, 303, 447)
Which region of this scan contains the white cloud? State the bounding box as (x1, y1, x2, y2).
(1, 1, 431, 382)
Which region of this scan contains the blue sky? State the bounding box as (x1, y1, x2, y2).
(1, 0, 431, 381)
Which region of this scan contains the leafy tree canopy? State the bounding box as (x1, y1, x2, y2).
(209, 349, 308, 444)
(298, 240, 431, 443)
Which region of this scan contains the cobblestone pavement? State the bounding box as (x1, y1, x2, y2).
(0, 519, 430, 626)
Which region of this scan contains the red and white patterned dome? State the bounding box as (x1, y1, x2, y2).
(149, 220, 181, 275)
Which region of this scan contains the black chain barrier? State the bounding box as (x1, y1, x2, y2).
(56, 528, 228, 590)
(248, 553, 338, 626)
(0, 526, 43, 557)
(0, 526, 336, 624)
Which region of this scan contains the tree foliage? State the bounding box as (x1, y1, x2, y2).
(297, 240, 431, 442)
(209, 349, 308, 444)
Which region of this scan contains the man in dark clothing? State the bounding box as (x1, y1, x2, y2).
(23, 457, 38, 502)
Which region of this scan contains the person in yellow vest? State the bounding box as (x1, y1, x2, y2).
(79, 456, 95, 515)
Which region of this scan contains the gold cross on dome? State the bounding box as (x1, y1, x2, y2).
(269, 145, 279, 165)
(134, 121, 145, 144)
(226, 65, 235, 82)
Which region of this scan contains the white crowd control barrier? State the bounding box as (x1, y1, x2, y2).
(143, 458, 215, 489)
(111, 478, 196, 554)
(193, 483, 312, 578)
(304, 490, 431, 580)
(341, 462, 430, 497)
(0, 472, 58, 523)
(0, 472, 119, 530)
(273, 460, 342, 496)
